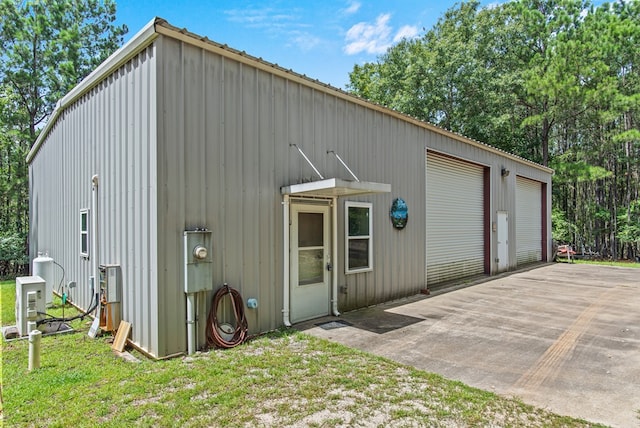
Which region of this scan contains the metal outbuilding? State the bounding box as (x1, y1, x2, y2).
(27, 18, 552, 358)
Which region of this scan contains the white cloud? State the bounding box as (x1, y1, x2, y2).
(224, 8, 298, 29)
(344, 14, 419, 55)
(393, 25, 419, 42)
(343, 1, 361, 15)
(289, 31, 323, 52)
(344, 13, 393, 55)
(225, 6, 324, 53)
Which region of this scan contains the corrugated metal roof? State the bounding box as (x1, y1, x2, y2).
(28, 17, 553, 175)
(27, 18, 159, 163)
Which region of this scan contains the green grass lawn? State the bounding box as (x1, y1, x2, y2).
(575, 259, 640, 268)
(556, 258, 640, 268)
(1, 280, 607, 427)
(1, 279, 17, 326)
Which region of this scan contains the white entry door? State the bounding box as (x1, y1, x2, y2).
(290, 204, 331, 323)
(497, 211, 509, 272)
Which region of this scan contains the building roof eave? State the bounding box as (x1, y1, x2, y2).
(27, 17, 553, 177)
(27, 17, 161, 164)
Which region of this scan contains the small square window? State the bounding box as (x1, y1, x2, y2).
(80, 209, 89, 258)
(345, 201, 372, 273)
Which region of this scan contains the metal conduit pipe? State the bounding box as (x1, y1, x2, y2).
(186, 293, 197, 354)
(331, 197, 340, 317)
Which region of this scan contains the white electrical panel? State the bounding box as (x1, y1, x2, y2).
(15, 276, 46, 336)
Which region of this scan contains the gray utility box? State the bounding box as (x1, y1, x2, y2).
(15, 276, 46, 336)
(99, 264, 122, 303)
(99, 264, 122, 332)
(184, 230, 213, 293)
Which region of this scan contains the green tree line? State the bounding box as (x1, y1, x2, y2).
(1, 0, 638, 278)
(348, 0, 639, 260)
(0, 0, 126, 277)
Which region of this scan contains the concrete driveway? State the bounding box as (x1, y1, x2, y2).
(297, 263, 640, 427)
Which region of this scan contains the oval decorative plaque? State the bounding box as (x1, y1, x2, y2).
(390, 198, 408, 229)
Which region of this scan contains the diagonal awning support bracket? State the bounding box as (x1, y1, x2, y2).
(327, 150, 359, 182)
(290, 144, 324, 180)
(285, 145, 390, 197)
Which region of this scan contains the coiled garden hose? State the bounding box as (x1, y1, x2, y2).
(206, 283, 248, 349)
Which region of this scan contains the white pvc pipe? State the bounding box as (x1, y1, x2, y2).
(91, 175, 99, 315)
(282, 195, 291, 326)
(331, 197, 340, 317)
(27, 321, 37, 335)
(186, 293, 196, 354)
(29, 329, 41, 371)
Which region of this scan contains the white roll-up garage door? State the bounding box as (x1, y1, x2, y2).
(426, 152, 485, 284)
(516, 176, 542, 265)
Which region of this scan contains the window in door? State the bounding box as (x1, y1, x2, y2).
(298, 212, 324, 285)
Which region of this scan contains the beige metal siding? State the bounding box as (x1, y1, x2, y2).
(29, 46, 160, 356)
(156, 35, 428, 320)
(426, 153, 485, 284)
(29, 20, 554, 357)
(516, 176, 542, 265)
(156, 39, 287, 351)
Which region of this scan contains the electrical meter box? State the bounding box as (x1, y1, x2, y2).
(184, 229, 213, 293)
(15, 276, 46, 336)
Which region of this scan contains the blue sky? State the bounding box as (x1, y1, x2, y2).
(115, 0, 503, 89)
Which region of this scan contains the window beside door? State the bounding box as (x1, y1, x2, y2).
(345, 201, 372, 273)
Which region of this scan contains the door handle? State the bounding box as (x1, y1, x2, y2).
(326, 263, 333, 271)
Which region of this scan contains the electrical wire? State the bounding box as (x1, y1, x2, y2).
(53, 260, 65, 294)
(51, 260, 66, 318)
(36, 290, 99, 326)
(206, 283, 248, 349)
(30, 259, 98, 328)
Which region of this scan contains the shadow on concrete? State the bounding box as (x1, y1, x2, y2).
(301, 263, 552, 336)
(301, 302, 426, 335)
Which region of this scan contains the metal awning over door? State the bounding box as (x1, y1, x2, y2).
(281, 178, 390, 197)
(281, 145, 390, 327)
(281, 145, 391, 198)
(426, 152, 485, 284)
(516, 176, 542, 265)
